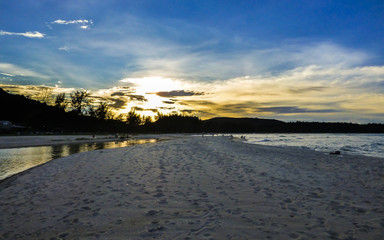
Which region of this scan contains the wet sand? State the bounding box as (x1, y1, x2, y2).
(0, 136, 383, 239)
(0, 134, 178, 149)
(0, 135, 124, 149)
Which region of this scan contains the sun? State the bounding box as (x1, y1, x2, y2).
(118, 76, 186, 117)
(121, 76, 182, 94)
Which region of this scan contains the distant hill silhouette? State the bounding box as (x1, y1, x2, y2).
(203, 117, 286, 133)
(202, 117, 384, 133)
(1, 88, 384, 133)
(284, 121, 384, 133)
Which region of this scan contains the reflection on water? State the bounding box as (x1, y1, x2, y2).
(0, 139, 156, 181)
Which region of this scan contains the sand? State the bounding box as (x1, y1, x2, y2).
(0, 136, 383, 239)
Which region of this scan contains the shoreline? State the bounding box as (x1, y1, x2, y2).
(1, 136, 383, 239)
(0, 134, 186, 183)
(0, 134, 186, 149)
(0, 135, 128, 149)
(2, 133, 383, 159)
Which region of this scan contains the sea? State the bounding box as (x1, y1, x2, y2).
(233, 133, 384, 158)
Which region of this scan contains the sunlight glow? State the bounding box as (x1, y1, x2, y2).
(115, 76, 189, 117)
(120, 76, 182, 94)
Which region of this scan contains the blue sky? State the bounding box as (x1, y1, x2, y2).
(1, 0, 384, 122)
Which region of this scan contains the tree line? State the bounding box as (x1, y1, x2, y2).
(0, 88, 201, 133)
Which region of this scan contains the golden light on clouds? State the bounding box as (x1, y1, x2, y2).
(120, 76, 183, 94)
(117, 76, 187, 117)
(1, 63, 383, 123)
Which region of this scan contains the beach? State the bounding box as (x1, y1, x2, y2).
(0, 136, 383, 239)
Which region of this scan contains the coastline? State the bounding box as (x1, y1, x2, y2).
(0, 134, 184, 149)
(0, 136, 383, 239)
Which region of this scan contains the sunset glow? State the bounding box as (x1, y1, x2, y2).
(0, 1, 383, 122)
(120, 77, 183, 94)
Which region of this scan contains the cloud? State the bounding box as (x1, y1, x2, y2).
(171, 63, 384, 121)
(69, 15, 374, 87)
(58, 46, 70, 51)
(290, 42, 370, 68)
(0, 63, 49, 79)
(128, 94, 147, 102)
(0, 30, 45, 38)
(180, 109, 196, 114)
(53, 19, 92, 25)
(108, 98, 127, 109)
(52, 19, 93, 29)
(109, 39, 371, 81)
(110, 92, 126, 97)
(288, 86, 327, 94)
(179, 100, 217, 107)
(0, 72, 15, 77)
(257, 107, 339, 114)
(0, 83, 75, 99)
(132, 107, 144, 111)
(132, 107, 158, 113)
(155, 90, 204, 97)
(1, 10, 381, 123)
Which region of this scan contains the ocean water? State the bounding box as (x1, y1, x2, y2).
(0, 139, 157, 181)
(235, 133, 384, 158)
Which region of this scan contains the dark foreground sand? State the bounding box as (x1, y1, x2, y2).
(0, 136, 383, 239)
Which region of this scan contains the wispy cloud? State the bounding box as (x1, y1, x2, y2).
(53, 19, 91, 24)
(288, 86, 327, 94)
(0, 63, 49, 79)
(0, 72, 15, 77)
(256, 106, 339, 114)
(58, 46, 70, 51)
(0, 84, 75, 99)
(155, 90, 204, 97)
(171, 64, 384, 121)
(52, 19, 94, 29)
(68, 15, 373, 83)
(0, 30, 45, 38)
(95, 36, 370, 82)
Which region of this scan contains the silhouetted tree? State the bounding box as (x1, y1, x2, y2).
(69, 90, 90, 115)
(54, 93, 67, 110)
(92, 101, 112, 120)
(36, 88, 53, 104)
(154, 113, 201, 132)
(114, 114, 125, 121)
(126, 110, 142, 126)
(142, 116, 152, 125)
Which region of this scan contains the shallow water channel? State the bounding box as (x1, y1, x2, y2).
(0, 139, 156, 181)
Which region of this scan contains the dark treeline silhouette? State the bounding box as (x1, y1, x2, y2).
(0, 88, 126, 133)
(285, 121, 384, 133)
(203, 117, 286, 133)
(1, 88, 384, 134)
(201, 118, 384, 133)
(151, 114, 201, 133)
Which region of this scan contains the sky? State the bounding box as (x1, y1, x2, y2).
(1, 0, 384, 123)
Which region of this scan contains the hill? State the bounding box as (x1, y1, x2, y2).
(203, 117, 286, 133)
